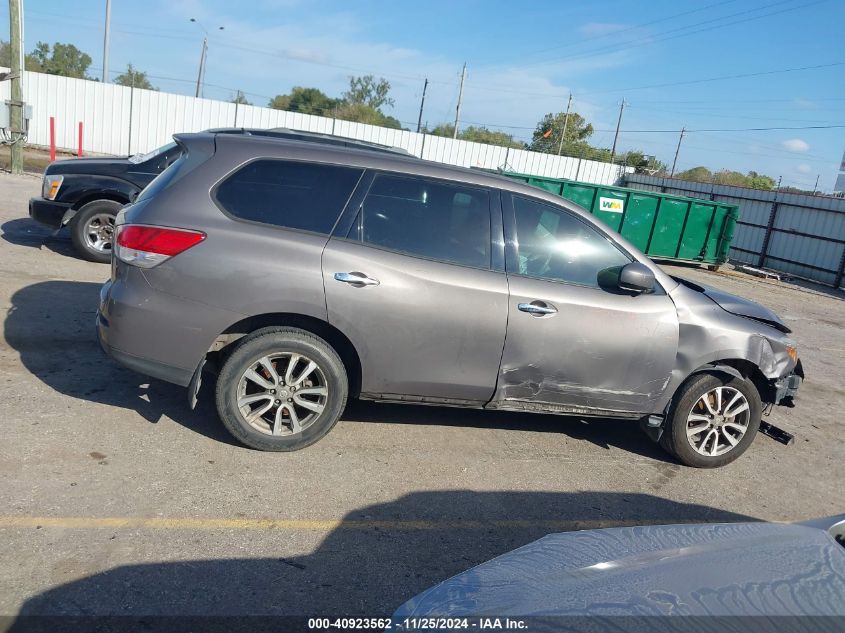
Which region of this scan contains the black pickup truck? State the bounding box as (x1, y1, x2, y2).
(28, 142, 182, 262)
(28, 128, 400, 262)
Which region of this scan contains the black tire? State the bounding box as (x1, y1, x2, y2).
(70, 200, 122, 263)
(660, 373, 762, 468)
(215, 327, 348, 451)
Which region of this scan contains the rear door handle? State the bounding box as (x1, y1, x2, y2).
(334, 272, 380, 287)
(518, 301, 557, 316)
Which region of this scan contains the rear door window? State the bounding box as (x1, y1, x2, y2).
(354, 173, 492, 269)
(215, 159, 363, 235)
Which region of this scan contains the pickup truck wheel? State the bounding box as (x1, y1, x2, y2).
(660, 373, 761, 468)
(215, 328, 348, 451)
(70, 200, 122, 263)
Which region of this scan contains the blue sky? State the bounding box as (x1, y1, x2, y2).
(4, 0, 844, 190)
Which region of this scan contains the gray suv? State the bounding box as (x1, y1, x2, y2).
(97, 130, 802, 467)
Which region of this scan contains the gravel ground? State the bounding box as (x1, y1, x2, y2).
(0, 172, 842, 618)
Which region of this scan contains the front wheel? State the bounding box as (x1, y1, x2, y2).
(660, 373, 761, 468)
(215, 328, 348, 451)
(70, 200, 122, 263)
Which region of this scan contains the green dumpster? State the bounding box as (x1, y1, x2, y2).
(502, 172, 739, 267)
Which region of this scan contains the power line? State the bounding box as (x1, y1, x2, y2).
(632, 96, 845, 106)
(596, 124, 845, 133)
(516, 0, 824, 70)
(628, 104, 844, 125)
(580, 61, 845, 96)
(478, 0, 740, 66)
(20, 10, 845, 105)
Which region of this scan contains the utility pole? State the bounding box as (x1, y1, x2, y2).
(9, 0, 24, 174)
(813, 174, 820, 195)
(670, 127, 685, 177)
(453, 63, 466, 140)
(609, 99, 625, 162)
(416, 78, 428, 133)
(557, 93, 572, 156)
(190, 19, 223, 98)
(102, 0, 111, 82)
(195, 36, 207, 98)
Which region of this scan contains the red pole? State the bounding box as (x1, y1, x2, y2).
(78, 121, 83, 157)
(49, 117, 56, 162)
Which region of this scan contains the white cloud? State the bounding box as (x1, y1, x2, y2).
(578, 23, 630, 37)
(163, 9, 639, 141)
(796, 163, 812, 174)
(782, 138, 810, 152)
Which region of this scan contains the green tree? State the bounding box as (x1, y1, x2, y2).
(675, 166, 713, 183)
(427, 123, 524, 149)
(231, 92, 252, 105)
(0, 40, 42, 71)
(343, 75, 394, 110)
(674, 168, 777, 190)
(268, 86, 340, 116)
(30, 41, 92, 78)
(334, 102, 402, 129)
(529, 111, 593, 154)
(746, 171, 777, 190)
(618, 151, 668, 173)
(426, 123, 455, 137)
(113, 64, 157, 90)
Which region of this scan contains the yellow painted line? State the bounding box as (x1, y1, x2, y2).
(0, 516, 646, 531)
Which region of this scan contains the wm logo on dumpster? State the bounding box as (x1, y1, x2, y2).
(599, 197, 624, 213)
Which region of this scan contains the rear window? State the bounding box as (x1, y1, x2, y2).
(354, 173, 491, 269)
(215, 159, 363, 235)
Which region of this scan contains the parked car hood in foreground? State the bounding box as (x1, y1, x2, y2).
(394, 517, 845, 617)
(673, 276, 791, 333)
(44, 156, 135, 177)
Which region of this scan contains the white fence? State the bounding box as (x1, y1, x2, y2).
(1, 69, 632, 186)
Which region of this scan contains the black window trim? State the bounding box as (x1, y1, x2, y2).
(334, 169, 505, 273)
(501, 190, 661, 291)
(210, 156, 367, 239)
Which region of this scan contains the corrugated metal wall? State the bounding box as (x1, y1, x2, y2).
(0, 69, 632, 187)
(625, 174, 845, 288)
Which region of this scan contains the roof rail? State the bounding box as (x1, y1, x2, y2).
(207, 127, 414, 157)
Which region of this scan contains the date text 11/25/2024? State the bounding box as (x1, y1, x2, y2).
(307, 618, 529, 630)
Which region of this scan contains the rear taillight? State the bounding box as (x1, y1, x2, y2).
(115, 224, 206, 268)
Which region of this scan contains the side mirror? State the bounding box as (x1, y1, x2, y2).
(618, 262, 655, 293)
(598, 262, 655, 294)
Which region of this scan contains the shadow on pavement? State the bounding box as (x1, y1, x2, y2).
(5, 280, 675, 461)
(9, 490, 756, 620)
(4, 279, 240, 447)
(1, 217, 79, 260)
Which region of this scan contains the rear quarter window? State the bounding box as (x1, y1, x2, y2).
(214, 159, 363, 235)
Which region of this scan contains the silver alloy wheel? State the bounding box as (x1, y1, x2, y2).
(83, 213, 115, 253)
(236, 352, 329, 436)
(686, 386, 751, 457)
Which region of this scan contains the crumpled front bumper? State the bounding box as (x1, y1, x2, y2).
(772, 359, 803, 407)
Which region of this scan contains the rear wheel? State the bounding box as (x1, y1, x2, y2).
(660, 373, 761, 468)
(215, 328, 348, 451)
(70, 200, 122, 263)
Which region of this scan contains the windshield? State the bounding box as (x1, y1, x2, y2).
(128, 141, 178, 164)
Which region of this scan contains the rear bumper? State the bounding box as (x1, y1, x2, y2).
(29, 197, 72, 229)
(98, 311, 194, 386)
(97, 272, 241, 387)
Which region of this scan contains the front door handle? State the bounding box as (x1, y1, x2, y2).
(334, 272, 380, 287)
(518, 301, 557, 316)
